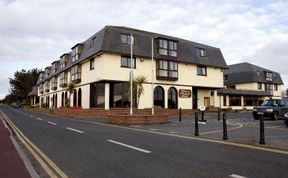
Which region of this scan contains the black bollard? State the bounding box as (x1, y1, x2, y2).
(179, 108, 182, 122)
(218, 108, 221, 121)
(223, 113, 228, 140)
(201, 111, 204, 122)
(259, 113, 265, 145)
(195, 112, 199, 136)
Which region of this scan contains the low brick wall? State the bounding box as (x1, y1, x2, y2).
(25, 107, 196, 119)
(108, 114, 169, 125)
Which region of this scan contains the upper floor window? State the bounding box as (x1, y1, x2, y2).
(258, 83, 262, 90)
(196, 48, 206, 57)
(45, 68, 50, 78)
(224, 75, 228, 81)
(157, 60, 178, 80)
(51, 62, 58, 74)
(197, 66, 207, 76)
(121, 34, 134, 45)
(92, 37, 96, 47)
(60, 55, 67, 69)
(51, 77, 57, 90)
(72, 45, 81, 62)
(90, 58, 95, 70)
(159, 39, 177, 57)
(274, 84, 278, 91)
(265, 83, 273, 95)
(121, 56, 136, 68)
(265, 72, 273, 81)
(60, 72, 67, 87)
(71, 65, 81, 83)
(39, 73, 44, 81)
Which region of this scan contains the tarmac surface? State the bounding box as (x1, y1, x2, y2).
(0, 117, 31, 178)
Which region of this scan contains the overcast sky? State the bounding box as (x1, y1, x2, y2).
(0, 0, 288, 99)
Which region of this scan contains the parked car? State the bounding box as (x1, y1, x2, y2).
(284, 112, 288, 127)
(252, 98, 288, 120)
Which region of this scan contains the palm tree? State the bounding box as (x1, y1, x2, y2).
(132, 75, 148, 109)
(66, 82, 75, 107)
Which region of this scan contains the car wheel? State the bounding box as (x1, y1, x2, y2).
(272, 111, 279, 120)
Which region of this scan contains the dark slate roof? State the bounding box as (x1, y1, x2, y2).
(224, 62, 283, 85)
(217, 88, 271, 96)
(36, 25, 227, 85)
(28, 86, 38, 97)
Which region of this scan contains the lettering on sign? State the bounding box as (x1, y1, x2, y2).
(179, 89, 191, 98)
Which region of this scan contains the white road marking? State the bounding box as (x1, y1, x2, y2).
(47, 121, 57, 125)
(230, 174, 247, 178)
(29, 115, 34, 117)
(107, 139, 151, 154)
(36, 117, 42, 121)
(66, 127, 84, 134)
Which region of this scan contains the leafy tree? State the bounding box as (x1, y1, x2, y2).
(8, 68, 41, 103)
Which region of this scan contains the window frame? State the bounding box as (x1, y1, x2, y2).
(121, 34, 134, 45)
(196, 48, 206, 57)
(71, 65, 81, 83)
(120, 56, 136, 68)
(158, 39, 178, 57)
(90, 58, 95, 70)
(60, 72, 67, 87)
(156, 60, 178, 80)
(197, 66, 207, 76)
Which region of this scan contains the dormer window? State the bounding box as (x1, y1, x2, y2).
(92, 37, 96, 47)
(265, 72, 273, 81)
(121, 34, 134, 45)
(196, 48, 206, 57)
(72, 45, 82, 62)
(45, 68, 50, 78)
(60, 55, 67, 69)
(51, 62, 58, 74)
(39, 73, 44, 81)
(158, 39, 177, 57)
(45, 80, 50, 92)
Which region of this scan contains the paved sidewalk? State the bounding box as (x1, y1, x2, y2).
(0, 118, 31, 178)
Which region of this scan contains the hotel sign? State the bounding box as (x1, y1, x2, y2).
(179, 89, 191, 98)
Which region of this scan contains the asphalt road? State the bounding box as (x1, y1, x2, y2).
(1, 105, 288, 178)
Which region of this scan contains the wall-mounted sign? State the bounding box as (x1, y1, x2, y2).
(179, 89, 191, 98)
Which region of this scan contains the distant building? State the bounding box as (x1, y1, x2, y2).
(218, 62, 283, 110)
(35, 26, 227, 110)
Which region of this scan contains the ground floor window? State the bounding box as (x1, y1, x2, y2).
(168, 87, 177, 109)
(154, 86, 164, 107)
(90, 83, 105, 108)
(73, 89, 77, 107)
(244, 96, 258, 106)
(110, 82, 130, 108)
(223, 95, 227, 106)
(229, 95, 241, 106)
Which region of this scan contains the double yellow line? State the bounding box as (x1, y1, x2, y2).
(0, 110, 68, 178)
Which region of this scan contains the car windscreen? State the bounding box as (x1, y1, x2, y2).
(261, 100, 280, 106)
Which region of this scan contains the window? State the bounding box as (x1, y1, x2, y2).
(157, 60, 178, 79)
(121, 34, 134, 45)
(60, 55, 67, 69)
(265, 84, 273, 95)
(51, 77, 57, 90)
(168, 87, 178, 109)
(72, 45, 81, 62)
(274, 84, 278, 91)
(45, 81, 50, 92)
(258, 83, 262, 90)
(265, 72, 273, 81)
(224, 75, 228, 81)
(51, 63, 58, 74)
(229, 95, 241, 106)
(244, 97, 258, 106)
(197, 66, 207, 76)
(60, 72, 67, 87)
(196, 48, 206, 57)
(154, 86, 164, 108)
(92, 37, 96, 47)
(158, 39, 177, 57)
(45, 68, 50, 78)
(90, 83, 105, 108)
(110, 82, 130, 108)
(121, 56, 136, 68)
(71, 65, 81, 82)
(90, 58, 95, 70)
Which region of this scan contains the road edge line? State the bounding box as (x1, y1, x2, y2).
(0, 110, 68, 178)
